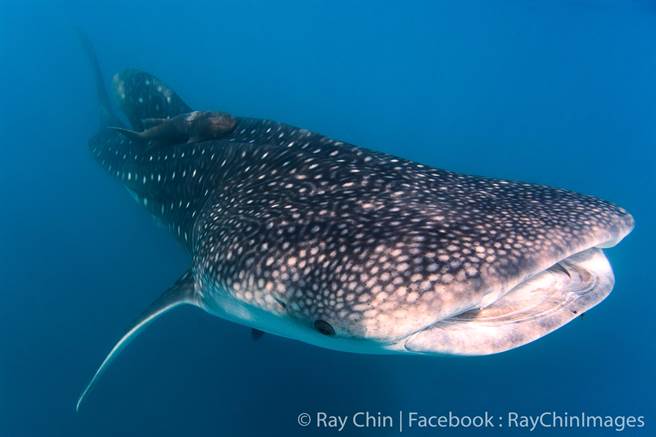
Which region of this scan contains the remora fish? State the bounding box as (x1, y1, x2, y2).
(108, 110, 237, 148)
(76, 39, 634, 410)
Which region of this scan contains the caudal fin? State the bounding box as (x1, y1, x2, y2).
(76, 270, 197, 412)
(112, 69, 192, 130)
(76, 29, 121, 127)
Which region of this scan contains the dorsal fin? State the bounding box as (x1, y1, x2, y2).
(112, 69, 192, 130)
(76, 270, 197, 411)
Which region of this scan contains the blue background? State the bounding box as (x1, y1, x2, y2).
(1, 1, 654, 435)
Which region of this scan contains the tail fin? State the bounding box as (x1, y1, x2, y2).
(76, 29, 121, 126)
(76, 270, 197, 412)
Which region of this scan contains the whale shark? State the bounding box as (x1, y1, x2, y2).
(76, 38, 634, 410)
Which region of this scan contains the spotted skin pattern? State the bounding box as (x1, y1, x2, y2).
(90, 70, 634, 346)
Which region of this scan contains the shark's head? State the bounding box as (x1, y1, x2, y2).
(190, 147, 634, 355)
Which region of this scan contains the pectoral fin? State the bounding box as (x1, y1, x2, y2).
(76, 270, 197, 411)
(403, 248, 614, 356)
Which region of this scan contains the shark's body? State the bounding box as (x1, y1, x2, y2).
(77, 42, 634, 409)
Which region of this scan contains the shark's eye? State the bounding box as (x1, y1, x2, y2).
(314, 319, 335, 336)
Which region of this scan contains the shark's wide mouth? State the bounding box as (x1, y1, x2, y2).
(395, 247, 614, 355)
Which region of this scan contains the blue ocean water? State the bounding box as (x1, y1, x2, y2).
(2, 0, 655, 436)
